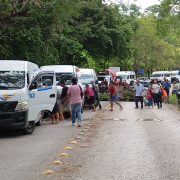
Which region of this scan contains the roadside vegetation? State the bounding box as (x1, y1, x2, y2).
(0, 0, 179, 72)
(169, 94, 179, 105)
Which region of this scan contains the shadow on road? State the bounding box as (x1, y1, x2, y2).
(0, 130, 24, 138)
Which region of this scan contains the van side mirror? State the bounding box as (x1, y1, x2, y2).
(95, 80, 98, 84)
(29, 82, 37, 90)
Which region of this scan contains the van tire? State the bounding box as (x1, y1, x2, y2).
(24, 121, 35, 135)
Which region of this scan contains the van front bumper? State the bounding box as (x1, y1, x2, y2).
(0, 111, 28, 130)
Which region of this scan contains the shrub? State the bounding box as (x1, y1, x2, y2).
(99, 93, 109, 101)
(169, 94, 178, 105)
(123, 90, 134, 101)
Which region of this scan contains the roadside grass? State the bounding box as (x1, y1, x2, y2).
(169, 94, 178, 105)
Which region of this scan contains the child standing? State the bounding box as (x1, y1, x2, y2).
(146, 87, 153, 108)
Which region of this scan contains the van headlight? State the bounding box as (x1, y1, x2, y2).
(15, 101, 28, 111)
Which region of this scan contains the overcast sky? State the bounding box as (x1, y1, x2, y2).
(107, 0, 161, 11)
(133, 0, 160, 10)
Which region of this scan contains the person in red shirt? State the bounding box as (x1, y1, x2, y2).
(145, 87, 153, 108)
(85, 84, 96, 111)
(108, 81, 123, 111)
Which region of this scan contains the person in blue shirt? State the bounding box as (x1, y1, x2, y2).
(134, 80, 144, 109)
(163, 79, 171, 103)
(163, 79, 171, 94)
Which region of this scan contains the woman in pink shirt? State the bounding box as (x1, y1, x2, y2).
(67, 77, 83, 127)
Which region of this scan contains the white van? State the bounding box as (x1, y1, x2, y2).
(150, 71, 171, 81)
(0, 60, 57, 134)
(41, 65, 81, 85)
(170, 70, 180, 83)
(116, 71, 136, 85)
(79, 68, 97, 85)
(41, 65, 85, 105)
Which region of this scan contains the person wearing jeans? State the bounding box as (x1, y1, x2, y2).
(134, 80, 144, 109)
(68, 77, 83, 127)
(91, 81, 102, 110)
(71, 103, 82, 125)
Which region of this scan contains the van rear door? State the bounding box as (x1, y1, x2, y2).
(28, 71, 57, 123)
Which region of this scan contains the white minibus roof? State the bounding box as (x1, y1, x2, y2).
(152, 71, 171, 74)
(0, 60, 39, 72)
(116, 71, 135, 75)
(0, 60, 25, 71)
(41, 65, 79, 73)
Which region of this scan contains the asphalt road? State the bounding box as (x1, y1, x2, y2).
(1, 102, 180, 180)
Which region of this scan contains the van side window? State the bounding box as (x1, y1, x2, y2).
(29, 74, 53, 90)
(130, 75, 134, 79)
(36, 75, 53, 88)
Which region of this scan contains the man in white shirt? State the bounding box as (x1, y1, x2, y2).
(134, 80, 144, 109)
(152, 80, 161, 108)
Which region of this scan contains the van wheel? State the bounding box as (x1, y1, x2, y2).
(24, 121, 35, 135)
(36, 111, 44, 126)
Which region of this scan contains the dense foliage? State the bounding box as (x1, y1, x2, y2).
(0, 0, 179, 72)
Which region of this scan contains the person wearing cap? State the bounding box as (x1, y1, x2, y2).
(67, 77, 83, 127)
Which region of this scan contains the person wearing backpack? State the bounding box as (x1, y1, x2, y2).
(67, 77, 83, 127)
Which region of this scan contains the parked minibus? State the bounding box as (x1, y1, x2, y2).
(0, 60, 57, 134)
(150, 71, 171, 81)
(79, 68, 97, 85)
(116, 71, 136, 85)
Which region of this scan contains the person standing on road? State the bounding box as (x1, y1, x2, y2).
(134, 79, 144, 109)
(117, 79, 125, 100)
(59, 80, 69, 119)
(108, 81, 123, 111)
(152, 80, 161, 109)
(91, 81, 102, 110)
(67, 77, 83, 127)
(163, 79, 171, 103)
(103, 79, 109, 93)
(85, 84, 96, 111)
(50, 102, 60, 124)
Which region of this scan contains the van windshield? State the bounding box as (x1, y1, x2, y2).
(79, 74, 94, 84)
(116, 75, 127, 80)
(56, 73, 74, 85)
(164, 74, 171, 77)
(0, 71, 25, 89)
(151, 74, 161, 77)
(98, 76, 105, 81)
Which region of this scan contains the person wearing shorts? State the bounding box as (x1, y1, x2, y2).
(108, 81, 123, 111)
